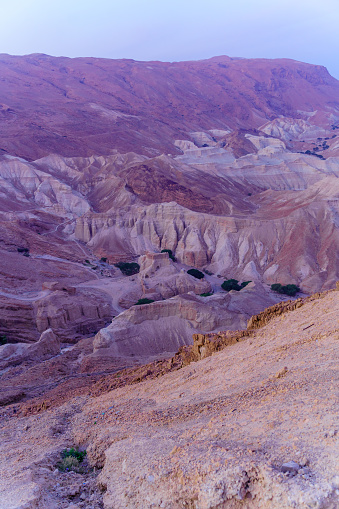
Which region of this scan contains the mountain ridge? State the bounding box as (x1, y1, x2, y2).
(0, 53, 338, 160)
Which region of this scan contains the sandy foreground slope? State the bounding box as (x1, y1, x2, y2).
(0, 288, 338, 509)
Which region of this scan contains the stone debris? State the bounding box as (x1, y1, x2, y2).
(281, 461, 300, 475)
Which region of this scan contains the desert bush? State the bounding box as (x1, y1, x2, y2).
(221, 279, 242, 291)
(187, 268, 204, 279)
(200, 292, 213, 297)
(17, 247, 29, 257)
(204, 269, 213, 276)
(58, 448, 86, 472)
(0, 335, 7, 346)
(271, 283, 300, 296)
(161, 249, 176, 261)
(135, 298, 154, 305)
(115, 262, 140, 276)
(221, 279, 251, 292)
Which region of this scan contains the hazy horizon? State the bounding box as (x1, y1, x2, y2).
(1, 0, 339, 79)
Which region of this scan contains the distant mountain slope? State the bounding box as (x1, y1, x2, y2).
(0, 53, 338, 160)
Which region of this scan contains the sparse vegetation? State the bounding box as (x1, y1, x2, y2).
(271, 283, 300, 296)
(135, 298, 154, 305)
(115, 262, 140, 276)
(161, 249, 176, 261)
(100, 257, 108, 263)
(57, 448, 87, 473)
(187, 268, 205, 279)
(200, 292, 214, 297)
(0, 335, 7, 346)
(83, 259, 98, 269)
(302, 150, 325, 160)
(221, 279, 251, 292)
(17, 247, 29, 257)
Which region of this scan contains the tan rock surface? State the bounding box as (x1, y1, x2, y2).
(0, 289, 338, 508)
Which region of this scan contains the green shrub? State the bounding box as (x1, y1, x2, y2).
(115, 262, 140, 276)
(17, 247, 29, 257)
(0, 335, 7, 346)
(271, 283, 283, 293)
(57, 448, 86, 472)
(221, 279, 251, 292)
(59, 456, 80, 471)
(135, 298, 154, 305)
(161, 249, 176, 261)
(61, 447, 86, 462)
(271, 283, 300, 296)
(187, 268, 204, 279)
(204, 269, 213, 276)
(100, 257, 108, 263)
(200, 292, 213, 297)
(221, 279, 242, 291)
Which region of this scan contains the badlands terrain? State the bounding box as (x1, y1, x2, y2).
(0, 54, 338, 508)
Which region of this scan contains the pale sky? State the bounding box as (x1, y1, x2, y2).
(0, 0, 338, 78)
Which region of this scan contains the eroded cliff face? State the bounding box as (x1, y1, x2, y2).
(0, 114, 338, 359)
(0, 287, 115, 344)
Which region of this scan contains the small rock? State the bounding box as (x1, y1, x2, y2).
(332, 475, 339, 488)
(275, 367, 288, 378)
(281, 461, 300, 474)
(80, 492, 87, 500)
(298, 467, 311, 474)
(68, 485, 81, 497)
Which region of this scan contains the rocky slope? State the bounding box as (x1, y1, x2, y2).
(0, 288, 338, 508)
